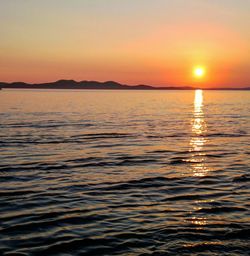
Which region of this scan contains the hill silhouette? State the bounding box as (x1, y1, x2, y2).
(0, 80, 249, 90)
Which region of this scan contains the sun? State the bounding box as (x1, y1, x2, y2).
(193, 67, 205, 78)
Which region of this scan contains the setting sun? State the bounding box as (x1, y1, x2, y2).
(194, 67, 205, 78)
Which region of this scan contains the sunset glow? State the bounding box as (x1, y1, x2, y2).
(0, 1, 249, 87)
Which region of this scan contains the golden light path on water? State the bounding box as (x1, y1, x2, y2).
(187, 89, 210, 229)
(189, 89, 209, 177)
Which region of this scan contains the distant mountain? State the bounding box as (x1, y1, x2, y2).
(0, 80, 249, 90)
(0, 80, 192, 90)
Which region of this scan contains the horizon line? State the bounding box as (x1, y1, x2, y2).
(0, 79, 249, 90)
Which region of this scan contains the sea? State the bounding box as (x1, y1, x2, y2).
(0, 89, 249, 255)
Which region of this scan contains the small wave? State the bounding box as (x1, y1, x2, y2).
(182, 241, 224, 252)
(233, 174, 250, 183)
(146, 133, 188, 138)
(95, 176, 178, 191)
(169, 157, 186, 165)
(39, 237, 113, 255)
(225, 228, 250, 239)
(116, 159, 158, 166)
(71, 132, 133, 139)
(0, 190, 40, 197)
(205, 133, 248, 138)
(196, 206, 247, 214)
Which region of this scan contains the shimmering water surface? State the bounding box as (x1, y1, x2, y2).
(0, 90, 249, 256)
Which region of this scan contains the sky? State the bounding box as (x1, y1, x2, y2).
(0, 0, 249, 87)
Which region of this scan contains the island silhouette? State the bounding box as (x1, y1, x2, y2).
(0, 80, 249, 90)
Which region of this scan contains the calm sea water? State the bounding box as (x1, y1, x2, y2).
(0, 89, 249, 256)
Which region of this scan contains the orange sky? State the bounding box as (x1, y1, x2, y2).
(0, 0, 249, 87)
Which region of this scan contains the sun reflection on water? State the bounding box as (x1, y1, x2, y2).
(186, 90, 212, 232)
(190, 216, 207, 226)
(189, 89, 209, 177)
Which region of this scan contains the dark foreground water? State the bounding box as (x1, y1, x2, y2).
(0, 89, 249, 256)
